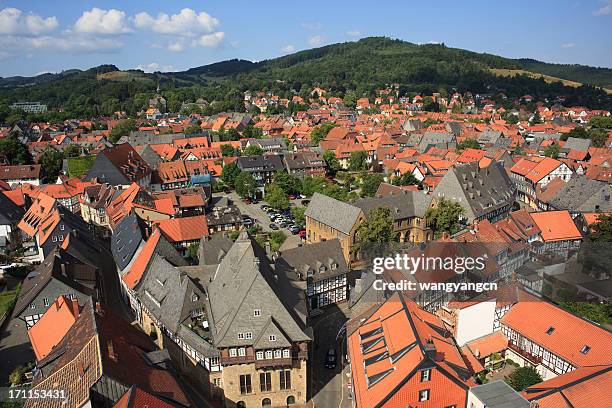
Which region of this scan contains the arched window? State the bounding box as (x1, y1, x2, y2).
(286, 395, 296, 405)
(237, 402, 246, 408)
(262, 398, 271, 407)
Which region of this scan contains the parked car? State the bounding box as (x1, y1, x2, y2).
(289, 226, 300, 234)
(298, 230, 306, 239)
(325, 348, 337, 369)
(243, 197, 251, 204)
(252, 198, 259, 204)
(289, 194, 296, 200)
(261, 204, 269, 210)
(299, 194, 307, 199)
(301, 199, 310, 206)
(269, 223, 279, 230)
(242, 218, 254, 226)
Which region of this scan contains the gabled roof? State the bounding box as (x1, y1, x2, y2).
(28, 295, 80, 360)
(114, 386, 179, 408)
(522, 365, 612, 407)
(279, 238, 348, 282)
(0, 164, 41, 181)
(529, 210, 581, 242)
(18, 192, 56, 237)
(206, 233, 309, 348)
(501, 301, 612, 367)
(157, 215, 209, 243)
(304, 192, 363, 235)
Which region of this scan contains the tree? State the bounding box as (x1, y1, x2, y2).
(323, 150, 341, 176)
(109, 119, 136, 143)
(360, 173, 385, 197)
(64, 144, 82, 158)
(589, 115, 612, 129)
(544, 143, 560, 159)
(348, 150, 368, 171)
(589, 214, 612, 242)
(243, 144, 263, 156)
(355, 207, 397, 254)
(506, 366, 543, 391)
(0, 133, 31, 165)
(425, 199, 465, 237)
(235, 172, 257, 198)
(457, 138, 481, 151)
(220, 144, 237, 157)
(392, 172, 423, 188)
(187, 243, 199, 264)
(265, 183, 289, 209)
(242, 125, 263, 139)
(184, 124, 202, 134)
(221, 162, 241, 188)
(274, 171, 300, 195)
(530, 111, 542, 124)
(291, 206, 306, 226)
(310, 122, 338, 146)
(269, 231, 287, 252)
(38, 147, 64, 183)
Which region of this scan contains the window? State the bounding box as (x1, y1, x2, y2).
(237, 402, 246, 408)
(191, 293, 199, 301)
(580, 345, 591, 354)
(213, 378, 221, 387)
(274, 349, 282, 358)
(246, 332, 253, 339)
(418, 389, 430, 402)
(60, 224, 65, 231)
(238, 333, 245, 340)
(286, 396, 296, 405)
(239, 374, 252, 394)
(52, 236, 57, 242)
(260, 372, 272, 392)
(265, 350, 273, 359)
(269, 335, 276, 342)
(262, 398, 271, 407)
(58, 235, 63, 242)
(256, 351, 264, 360)
(279, 370, 291, 390)
(283, 349, 291, 358)
(43, 298, 49, 307)
(29, 303, 36, 309)
(229, 348, 237, 357)
(254, 309, 261, 317)
(546, 326, 555, 335)
(420, 369, 431, 382)
(238, 347, 246, 357)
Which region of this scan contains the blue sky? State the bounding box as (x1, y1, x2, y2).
(1, 0, 611, 77)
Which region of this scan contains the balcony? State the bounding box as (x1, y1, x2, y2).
(508, 343, 542, 365)
(221, 355, 254, 366)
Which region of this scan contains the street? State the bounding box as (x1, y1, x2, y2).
(310, 303, 353, 408)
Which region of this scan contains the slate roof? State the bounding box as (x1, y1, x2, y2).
(86, 143, 152, 185)
(548, 175, 612, 212)
(304, 192, 363, 235)
(278, 239, 348, 282)
(198, 234, 234, 266)
(205, 232, 309, 348)
(353, 190, 432, 220)
(563, 137, 592, 152)
(236, 154, 284, 172)
(470, 381, 530, 408)
(417, 131, 455, 152)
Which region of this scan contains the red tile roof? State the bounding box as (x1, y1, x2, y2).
(157, 215, 209, 243)
(529, 210, 581, 242)
(122, 228, 161, 289)
(466, 331, 508, 358)
(28, 296, 80, 360)
(501, 301, 612, 367)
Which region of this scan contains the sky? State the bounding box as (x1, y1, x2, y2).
(1, 0, 611, 77)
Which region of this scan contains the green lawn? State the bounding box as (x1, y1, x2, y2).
(67, 156, 96, 178)
(0, 288, 19, 317)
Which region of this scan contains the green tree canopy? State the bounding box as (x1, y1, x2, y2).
(355, 207, 397, 254)
(38, 147, 65, 183)
(323, 150, 341, 176)
(220, 144, 237, 157)
(274, 171, 301, 195)
(64, 144, 82, 158)
(221, 162, 241, 188)
(457, 138, 481, 151)
(348, 150, 368, 171)
(392, 172, 423, 188)
(0, 133, 32, 165)
(544, 143, 560, 158)
(425, 199, 465, 237)
(506, 366, 543, 391)
(589, 214, 612, 242)
(243, 144, 264, 156)
(310, 122, 338, 146)
(235, 171, 257, 198)
(265, 183, 290, 209)
(109, 119, 137, 143)
(360, 173, 385, 197)
(291, 206, 306, 226)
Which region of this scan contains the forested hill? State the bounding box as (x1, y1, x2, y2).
(1, 37, 611, 119)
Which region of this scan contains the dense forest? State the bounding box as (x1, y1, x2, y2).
(1, 37, 611, 122)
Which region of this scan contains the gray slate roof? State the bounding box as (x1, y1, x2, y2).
(563, 137, 591, 152)
(469, 381, 530, 408)
(417, 131, 456, 152)
(205, 233, 309, 348)
(304, 193, 363, 235)
(548, 175, 612, 212)
(278, 239, 348, 282)
(353, 190, 432, 220)
(198, 233, 234, 266)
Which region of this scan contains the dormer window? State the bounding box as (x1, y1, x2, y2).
(331, 263, 337, 270)
(191, 293, 199, 301)
(269, 335, 276, 342)
(319, 266, 326, 273)
(307, 268, 314, 277)
(254, 309, 261, 317)
(546, 326, 555, 335)
(580, 345, 591, 354)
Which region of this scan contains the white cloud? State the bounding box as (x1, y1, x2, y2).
(308, 35, 325, 46)
(199, 32, 225, 47)
(281, 44, 296, 53)
(346, 30, 361, 37)
(134, 8, 219, 36)
(561, 42, 576, 48)
(168, 40, 185, 52)
(74, 8, 131, 34)
(593, 1, 612, 16)
(136, 63, 176, 73)
(0, 7, 58, 35)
